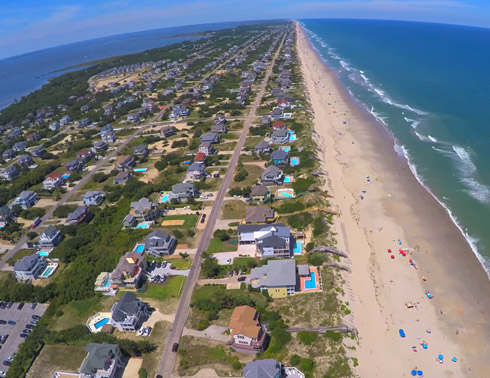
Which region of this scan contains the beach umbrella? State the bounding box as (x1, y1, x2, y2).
(452, 357, 457, 362)
(399, 329, 406, 338)
(391, 255, 395, 259)
(411, 370, 417, 376)
(438, 354, 444, 360)
(388, 249, 392, 253)
(417, 371, 423, 376)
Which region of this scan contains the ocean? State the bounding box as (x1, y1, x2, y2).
(0, 21, 254, 110)
(301, 19, 490, 276)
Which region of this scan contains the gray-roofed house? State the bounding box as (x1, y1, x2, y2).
(1, 165, 20, 181)
(133, 144, 149, 157)
(128, 198, 160, 223)
(243, 359, 304, 378)
(110, 251, 145, 289)
(270, 129, 289, 145)
(39, 225, 63, 248)
(211, 122, 228, 134)
(270, 108, 284, 121)
(244, 206, 275, 224)
(113, 171, 131, 185)
(160, 126, 176, 138)
(13, 141, 27, 152)
(200, 132, 220, 144)
(93, 140, 108, 152)
(170, 183, 196, 203)
(101, 130, 117, 144)
(261, 115, 272, 126)
(270, 150, 289, 167)
(18, 154, 34, 166)
(0, 205, 13, 228)
(14, 190, 38, 209)
(83, 191, 105, 206)
(66, 159, 83, 172)
(67, 206, 89, 225)
(250, 185, 271, 204)
(261, 165, 283, 186)
(144, 230, 176, 256)
(249, 260, 297, 298)
(198, 142, 216, 156)
(255, 141, 271, 155)
(31, 145, 45, 158)
(110, 292, 149, 332)
(14, 254, 47, 281)
(2, 149, 16, 160)
(122, 214, 138, 228)
(237, 223, 292, 258)
(186, 162, 206, 180)
(79, 343, 124, 378)
(115, 155, 135, 171)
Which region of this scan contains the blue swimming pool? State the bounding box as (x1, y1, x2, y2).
(283, 147, 290, 152)
(289, 134, 297, 141)
(102, 280, 111, 288)
(280, 192, 292, 198)
(41, 267, 54, 277)
(293, 241, 303, 254)
(38, 251, 49, 257)
(94, 318, 110, 329)
(284, 177, 291, 183)
(134, 168, 148, 172)
(61, 174, 70, 179)
(136, 224, 149, 229)
(135, 245, 145, 253)
(291, 158, 299, 166)
(305, 272, 317, 289)
(161, 194, 169, 203)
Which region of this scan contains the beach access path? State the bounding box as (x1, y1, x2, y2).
(156, 32, 286, 378)
(296, 21, 490, 377)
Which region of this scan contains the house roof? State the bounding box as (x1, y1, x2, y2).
(270, 150, 288, 160)
(255, 141, 270, 150)
(262, 165, 282, 176)
(14, 254, 43, 272)
(80, 343, 119, 375)
(229, 305, 261, 339)
(272, 120, 285, 128)
(250, 259, 296, 287)
(297, 264, 310, 276)
(133, 144, 148, 153)
(84, 190, 103, 198)
(67, 206, 88, 222)
(145, 230, 174, 247)
(194, 152, 206, 162)
(200, 142, 212, 148)
(111, 251, 144, 281)
(243, 359, 281, 378)
(172, 182, 195, 193)
(19, 190, 36, 200)
(42, 225, 60, 238)
(114, 171, 131, 180)
(130, 197, 156, 213)
(245, 206, 274, 223)
(251, 185, 269, 196)
(272, 128, 288, 138)
(46, 171, 62, 180)
(116, 155, 133, 165)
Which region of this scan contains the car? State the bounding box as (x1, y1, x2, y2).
(22, 329, 32, 334)
(156, 375, 163, 378)
(2, 361, 10, 367)
(200, 217, 206, 224)
(30, 319, 38, 325)
(0, 303, 5, 309)
(7, 321, 15, 325)
(0, 335, 8, 344)
(30, 303, 37, 310)
(25, 324, 35, 329)
(228, 270, 234, 277)
(160, 275, 166, 283)
(162, 261, 167, 268)
(156, 262, 162, 268)
(213, 173, 220, 178)
(32, 315, 41, 320)
(0, 321, 6, 325)
(5, 303, 12, 309)
(17, 303, 24, 310)
(172, 343, 179, 352)
(226, 258, 232, 264)
(238, 276, 247, 282)
(0, 370, 6, 377)
(20, 334, 29, 338)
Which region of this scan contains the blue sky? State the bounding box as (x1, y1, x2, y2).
(1, 0, 489, 59)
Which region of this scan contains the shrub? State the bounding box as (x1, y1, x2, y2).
(297, 331, 318, 345)
(290, 354, 301, 366)
(233, 169, 248, 182)
(138, 368, 148, 378)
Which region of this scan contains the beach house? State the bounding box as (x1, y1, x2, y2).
(0, 206, 13, 228)
(115, 155, 135, 171)
(244, 206, 276, 224)
(243, 359, 304, 378)
(93, 140, 108, 152)
(270, 150, 289, 167)
(49, 121, 60, 131)
(250, 185, 271, 204)
(128, 197, 160, 223)
(271, 129, 289, 145)
(255, 141, 271, 155)
(66, 159, 83, 172)
(171, 104, 190, 118)
(237, 223, 292, 258)
(228, 305, 267, 353)
(43, 171, 64, 190)
(249, 260, 297, 298)
(13, 141, 27, 152)
(1, 165, 20, 181)
(144, 230, 177, 256)
(133, 144, 149, 157)
(270, 108, 284, 121)
(186, 162, 206, 180)
(261, 165, 284, 186)
(198, 142, 216, 156)
(14, 191, 38, 209)
(77, 148, 94, 163)
(113, 171, 131, 185)
(83, 191, 105, 206)
(160, 126, 176, 138)
(272, 120, 286, 130)
(31, 145, 45, 158)
(101, 130, 117, 143)
(79, 343, 124, 378)
(39, 225, 63, 248)
(2, 149, 16, 161)
(170, 182, 196, 202)
(110, 251, 146, 288)
(67, 206, 89, 225)
(18, 154, 34, 166)
(110, 292, 149, 332)
(200, 132, 220, 144)
(14, 254, 47, 281)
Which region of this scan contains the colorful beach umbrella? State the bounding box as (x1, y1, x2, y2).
(411, 370, 417, 376)
(438, 354, 444, 360)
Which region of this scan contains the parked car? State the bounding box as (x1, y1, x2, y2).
(7, 321, 15, 325)
(162, 261, 167, 268)
(32, 315, 41, 320)
(237, 277, 247, 282)
(22, 329, 31, 334)
(0, 335, 8, 344)
(25, 324, 35, 329)
(172, 343, 179, 352)
(20, 334, 28, 338)
(5, 303, 12, 309)
(30, 303, 37, 310)
(2, 361, 10, 367)
(228, 270, 234, 277)
(0, 303, 6, 309)
(17, 303, 24, 310)
(0, 370, 6, 377)
(0, 321, 6, 325)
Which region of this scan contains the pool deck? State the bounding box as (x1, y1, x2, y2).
(86, 312, 112, 333)
(299, 266, 322, 293)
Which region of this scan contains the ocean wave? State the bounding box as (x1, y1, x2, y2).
(414, 130, 430, 142)
(428, 135, 438, 143)
(404, 116, 421, 129)
(452, 145, 477, 173)
(339, 60, 352, 72)
(369, 106, 388, 126)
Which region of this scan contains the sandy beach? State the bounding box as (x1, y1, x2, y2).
(296, 21, 490, 377)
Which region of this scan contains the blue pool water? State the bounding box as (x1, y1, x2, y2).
(134, 168, 148, 172)
(135, 245, 145, 253)
(284, 177, 291, 183)
(283, 147, 290, 152)
(291, 158, 299, 166)
(136, 223, 149, 229)
(305, 272, 317, 289)
(94, 318, 110, 329)
(38, 251, 49, 256)
(161, 194, 170, 203)
(102, 280, 111, 288)
(293, 241, 303, 254)
(61, 174, 70, 179)
(289, 134, 297, 141)
(279, 192, 292, 198)
(41, 267, 54, 277)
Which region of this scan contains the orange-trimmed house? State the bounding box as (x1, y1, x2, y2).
(228, 305, 268, 353)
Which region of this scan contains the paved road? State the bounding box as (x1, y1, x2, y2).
(157, 32, 286, 378)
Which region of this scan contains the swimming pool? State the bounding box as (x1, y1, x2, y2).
(284, 176, 291, 183)
(289, 134, 297, 141)
(160, 194, 169, 203)
(102, 280, 111, 288)
(61, 174, 70, 179)
(94, 318, 110, 329)
(280, 192, 292, 198)
(38, 251, 49, 257)
(41, 267, 54, 277)
(283, 147, 290, 152)
(304, 272, 317, 289)
(134, 168, 148, 172)
(135, 244, 145, 253)
(290, 158, 299, 166)
(136, 223, 149, 229)
(293, 241, 303, 254)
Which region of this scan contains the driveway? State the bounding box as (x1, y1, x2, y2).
(146, 263, 190, 277)
(237, 244, 257, 256)
(211, 251, 246, 265)
(182, 325, 229, 343)
(198, 275, 248, 285)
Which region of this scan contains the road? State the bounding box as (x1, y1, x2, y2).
(0, 33, 265, 271)
(157, 32, 286, 378)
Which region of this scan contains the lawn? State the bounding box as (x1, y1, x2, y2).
(26, 345, 87, 378)
(207, 238, 238, 254)
(230, 164, 262, 188)
(170, 257, 192, 270)
(221, 200, 248, 219)
(140, 275, 187, 300)
(49, 296, 116, 331)
(141, 320, 172, 377)
(161, 214, 197, 228)
(7, 248, 34, 266)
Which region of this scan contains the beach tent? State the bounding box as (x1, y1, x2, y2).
(411, 370, 417, 376)
(399, 329, 406, 338)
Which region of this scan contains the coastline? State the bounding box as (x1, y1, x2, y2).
(296, 20, 490, 377)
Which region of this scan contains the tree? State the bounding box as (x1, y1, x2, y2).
(27, 232, 37, 240)
(233, 169, 248, 182)
(179, 252, 190, 259)
(201, 257, 221, 278)
(172, 229, 184, 239)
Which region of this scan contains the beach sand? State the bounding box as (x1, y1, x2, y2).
(296, 21, 490, 377)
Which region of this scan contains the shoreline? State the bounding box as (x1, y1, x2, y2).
(296, 21, 490, 377)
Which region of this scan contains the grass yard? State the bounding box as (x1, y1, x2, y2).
(26, 345, 87, 378)
(221, 200, 248, 219)
(6, 248, 34, 266)
(207, 238, 238, 254)
(140, 321, 172, 377)
(230, 164, 262, 188)
(140, 275, 187, 300)
(50, 296, 116, 331)
(161, 214, 197, 228)
(170, 257, 192, 270)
